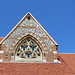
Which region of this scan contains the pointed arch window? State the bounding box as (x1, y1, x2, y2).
(15, 37, 42, 59)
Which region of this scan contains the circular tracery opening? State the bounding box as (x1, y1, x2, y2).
(15, 37, 42, 60)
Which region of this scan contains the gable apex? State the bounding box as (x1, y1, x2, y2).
(0, 12, 58, 45)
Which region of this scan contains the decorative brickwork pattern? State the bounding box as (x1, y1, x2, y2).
(0, 12, 58, 62)
(2, 13, 55, 52)
(8, 32, 49, 62)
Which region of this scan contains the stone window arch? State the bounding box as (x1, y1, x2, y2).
(15, 36, 43, 62)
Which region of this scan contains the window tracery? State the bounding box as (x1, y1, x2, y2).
(15, 37, 42, 59)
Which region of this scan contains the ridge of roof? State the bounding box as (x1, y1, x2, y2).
(0, 12, 58, 45)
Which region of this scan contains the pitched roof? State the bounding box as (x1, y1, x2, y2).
(0, 56, 74, 75)
(59, 53, 75, 73)
(0, 12, 58, 45)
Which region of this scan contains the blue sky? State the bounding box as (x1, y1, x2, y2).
(0, 0, 75, 53)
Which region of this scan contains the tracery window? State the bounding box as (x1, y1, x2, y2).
(15, 37, 42, 59)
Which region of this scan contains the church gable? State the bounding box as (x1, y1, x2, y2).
(0, 12, 59, 63)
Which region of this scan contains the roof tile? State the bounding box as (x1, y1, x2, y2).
(0, 37, 4, 41)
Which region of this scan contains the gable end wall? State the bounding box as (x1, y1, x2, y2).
(0, 15, 58, 62)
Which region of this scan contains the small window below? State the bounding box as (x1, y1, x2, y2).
(28, 17, 30, 20)
(27, 14, 30, 20)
